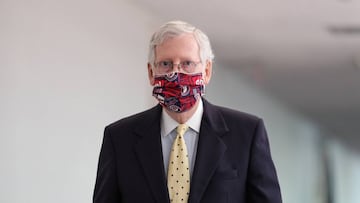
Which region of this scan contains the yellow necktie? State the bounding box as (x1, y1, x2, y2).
(167, 124, 190, 203)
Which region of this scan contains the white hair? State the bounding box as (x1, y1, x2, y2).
(148, 20, 214, 66)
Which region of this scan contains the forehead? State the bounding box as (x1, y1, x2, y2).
(155, 33, 200, 60)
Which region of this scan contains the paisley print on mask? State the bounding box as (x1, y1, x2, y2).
(152, 72, 205, 112)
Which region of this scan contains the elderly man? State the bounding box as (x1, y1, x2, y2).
(93, 20, 282, 203)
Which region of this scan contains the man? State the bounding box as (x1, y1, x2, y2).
(93, 20, 282, 203)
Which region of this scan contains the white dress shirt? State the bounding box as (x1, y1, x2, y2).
(160, 99, 203, 179)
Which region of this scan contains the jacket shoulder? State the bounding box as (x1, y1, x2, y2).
(216, 105, 260, 122)
(202, 99, 264, 136)
(204, 99, 261, 124)
(105, 105, 162, 131)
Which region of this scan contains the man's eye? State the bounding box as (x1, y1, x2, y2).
(182, 61, 193, 66)
(159, 61, 172, 67)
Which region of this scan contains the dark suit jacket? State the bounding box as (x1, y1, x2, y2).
(93, 99, 282, 203)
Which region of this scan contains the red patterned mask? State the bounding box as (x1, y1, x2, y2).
(152, 72, 205, 112)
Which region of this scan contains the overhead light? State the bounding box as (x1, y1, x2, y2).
(327, 25, 360, 35)
(353, 55, 360, 70)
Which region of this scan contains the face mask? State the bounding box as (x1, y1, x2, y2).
(152, 72, 205, 113)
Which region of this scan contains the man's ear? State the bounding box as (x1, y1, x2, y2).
(204, 60, 212, 85)
(148, 63, 155, 85)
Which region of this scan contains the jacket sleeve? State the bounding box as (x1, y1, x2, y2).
(246, 119, 282, 203)
(93, 127, 121, 203)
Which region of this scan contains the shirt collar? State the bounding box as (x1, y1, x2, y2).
(161, 98, 204, 137)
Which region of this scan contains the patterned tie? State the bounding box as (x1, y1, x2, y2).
(167, 124, 190, 203)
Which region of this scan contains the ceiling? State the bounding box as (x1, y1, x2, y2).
(133, 0, 360, 149)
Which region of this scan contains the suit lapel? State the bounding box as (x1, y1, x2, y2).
(189, 99, 229, 203)
(134, 105, 170, 203)
(132, 100, 229, 203)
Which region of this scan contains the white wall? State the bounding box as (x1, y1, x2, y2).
(327, 139, 360, 203)
(0, 0, 156, 202)
(1, 1, 360, 203)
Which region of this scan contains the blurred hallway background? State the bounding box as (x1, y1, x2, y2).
(1, 0, 359, 202)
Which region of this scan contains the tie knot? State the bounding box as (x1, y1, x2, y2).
(176, 124, 189, 136)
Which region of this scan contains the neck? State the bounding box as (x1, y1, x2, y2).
(164, 100, 200, 124)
